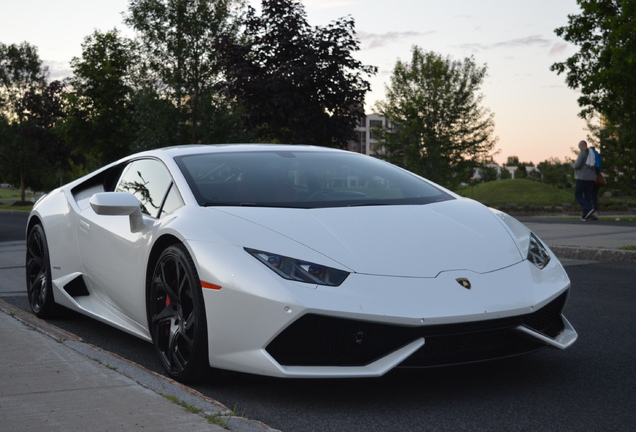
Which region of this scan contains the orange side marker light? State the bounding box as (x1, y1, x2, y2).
(201, 281, 222, 290)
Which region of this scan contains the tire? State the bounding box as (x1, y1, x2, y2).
(148, 244, 209, 382)
(25, 224, 57, 318)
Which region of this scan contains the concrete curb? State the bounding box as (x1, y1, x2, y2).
(0, 299, 282, 432)
(551, 246, 636, 263)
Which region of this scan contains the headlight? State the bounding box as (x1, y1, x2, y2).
(527, 233, 550, 269)
(245, 248, 349, 286)
(490, 207, 551, 269)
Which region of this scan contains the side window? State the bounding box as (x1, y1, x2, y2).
(159, 183, 184, 219)
(115, 159, 182, 218)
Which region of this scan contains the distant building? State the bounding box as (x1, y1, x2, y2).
(473, 163, 503, 181)
(350, 116, 542, 183)
(504, 165, 541, 179)
(472, 164, 542, 181)
(348, 113, 390, 155)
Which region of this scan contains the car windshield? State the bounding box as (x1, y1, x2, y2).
(175, 149, 454, 208)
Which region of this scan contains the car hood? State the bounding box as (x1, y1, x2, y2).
(212, 199, 525, 278)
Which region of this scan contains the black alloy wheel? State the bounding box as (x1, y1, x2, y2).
(149, 244, 208, 382)
(25, 224, 56, 318)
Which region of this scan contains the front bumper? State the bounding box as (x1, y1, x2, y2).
(192, 243, 576, 378)
(267, 290, 576, 370)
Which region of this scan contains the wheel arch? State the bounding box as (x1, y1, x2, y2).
(146, 234, 182, 288)
(145, 234, 183, 322)
(26, 214, 43, 236)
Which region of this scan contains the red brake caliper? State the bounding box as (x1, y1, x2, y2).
(166, 278, 177, 307)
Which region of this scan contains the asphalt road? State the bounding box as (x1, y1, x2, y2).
(0, 211, 28, 242)
(2, 212, 634, 432)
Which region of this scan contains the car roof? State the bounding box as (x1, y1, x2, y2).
(149, 144, 345, 159)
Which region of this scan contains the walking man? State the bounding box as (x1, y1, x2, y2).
(573, 140, 597, 221)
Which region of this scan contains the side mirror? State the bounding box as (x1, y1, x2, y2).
(90, 192, 145, 232)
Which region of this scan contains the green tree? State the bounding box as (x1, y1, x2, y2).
(476, 164, 499, 183)
(220, 0, 377, 147)
(506, 156, 520, 166)
(527, 167, 542, 181)
(551, 0, 636, 192)
(499, 166, 512, 180)
(375, 47, 496, 188)
(515, 163, 528, 179)
(514, 161, 535, 180)
(64, 29, 137, 167)
(0, 42, 48, 117)
(15, 81, 70, 190)
(538, 157, 573, 189)
(0, 41, 49, 200)
(585, 114, 620, 189)
(0, 113, 16, 184)
(125, 0, 241, 144)
(128, 87, 179, 152)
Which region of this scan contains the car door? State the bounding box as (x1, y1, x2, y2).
(77, 158, 183, 326)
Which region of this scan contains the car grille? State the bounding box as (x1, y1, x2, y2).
(265, 291, 568, 367)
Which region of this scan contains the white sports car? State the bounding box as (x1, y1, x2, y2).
(26, 144, 577, 381)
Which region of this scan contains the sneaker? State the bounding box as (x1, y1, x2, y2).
(589, 216, 599, 221)
(585, 209, 596, 220)
(580, 218, 587, 222)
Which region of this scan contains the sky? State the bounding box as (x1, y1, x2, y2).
(1, 0, 587, 165)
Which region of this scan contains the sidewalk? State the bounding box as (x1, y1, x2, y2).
(0, 300, 232, 431)
(519, 217, 636, 263)
(0, 299, 277, 432)
(1, 218, 635, 431)
(0, 246, 278, 431)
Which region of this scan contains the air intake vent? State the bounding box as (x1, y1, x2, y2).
(63, 275, 89, 297)
(266, 291, 569, 367)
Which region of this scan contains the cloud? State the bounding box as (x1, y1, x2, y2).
(549, 42, 569, 56)
(459, 35, 555, 54)
(458, 42, 489, 53)
(492, 35, 551, 49)
(357, 31, 434, 49)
